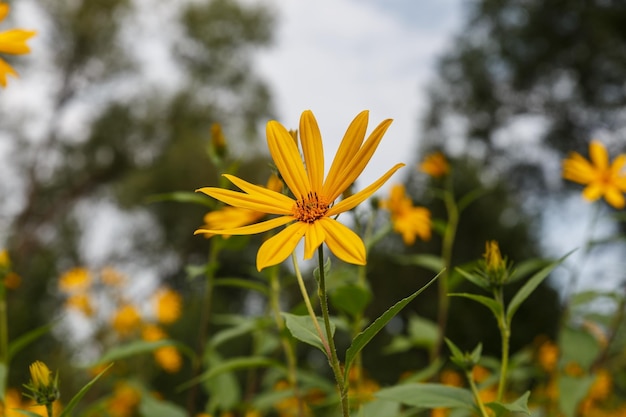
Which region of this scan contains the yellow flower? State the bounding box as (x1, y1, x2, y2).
(0, 249, 9, 269)
(380, 184, 431, 245)
(440, 369, 463, 387)
(153, 287, 182, 324)
(419, 151, 449, 178)
(142, 323, 166, 341)
(482, 240, 510, 285)
(111, 304, 142, 336)
(210, 122, 227, 157)
(562, 140, 626, 209)
(25, 361, 59, 406)
(200, 175, 283, 238)
(29, 361, 51, 389)
(154, 346, 182, 373)
(101, 266, 126, 286)
(0, 2, 36, 88)
(537, 340, 559, 372)
(107, 382, 141, 417)
(58, 267, 91, 293)
(195, 110, 404, 270)
(65, 293, 94, 316)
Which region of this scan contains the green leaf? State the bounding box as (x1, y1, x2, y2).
(486, 391, 531, 415)
(59, 363, 113, 417)
(139, 393, 188, 417)
(393, 254, 445, 273)
(87, 340, 175, 366)
(282, 312, 334, 355)
(455, 266, 489, 291)
(8, 323, 53, 360)
(330, 284, 372, 317)
(558, 375, 595, 417)
(450, 293, 503, 320)
(559, 325, 600, 370)
(209, 317, 271, 349)
(507, 258, 552, 284)
(506, 253, 570, 324)
(146, 191, 215, 207)
(177, 357, 282, 391)
(0, 363, 5, 402)
(361, 398, 401, 417)
(344, 273, 440, 378)
(214, 277, 269, 296)
(12, 410, 44, 417)
(376, 383, 475, 411)
(458, 187, 488, 212)
(396, 358, 443, 383)
(406, 314, 439, 349)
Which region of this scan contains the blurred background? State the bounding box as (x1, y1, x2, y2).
(1, 0, 625, 412)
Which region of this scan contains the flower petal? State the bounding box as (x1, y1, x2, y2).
(197, 185, 292, 215)
(0, 57, 17, 87)
(0, 4, 8, 22)
(223, 174, 294, 209)
(563, 152, 595, 184)
(257, 222, 307, 270)
(0, 29, 36, 55)
(300, 110, 324, 193)
(266, 120, 310, 199)
(582, 184, 603, 202)
(323, 111, 369, 197)
(195, 215, 293, 236)
(318, 218, 366, 265)
(303, 221, 325, 260)
(604, 186, 625, 209)
(329, 163, 405, 216)
(325, 118, 393, 200)
(589, 140, 609, 171)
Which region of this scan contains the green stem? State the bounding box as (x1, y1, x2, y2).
(433, 180, 459, 361)
(186, 239, 220, 415)
(46, 402, 54, 417)
(466, 369, 490, 417)
(494, 288, 510, 402)
(291, 252, 331, 357)
(268, 267, 305, 416)
(0, 283, 7, 396)
(316, 247, 350, 417)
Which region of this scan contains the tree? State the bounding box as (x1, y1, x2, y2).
(1, 0, 275, 395)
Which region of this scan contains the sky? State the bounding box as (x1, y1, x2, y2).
(252, 0, 465, 189)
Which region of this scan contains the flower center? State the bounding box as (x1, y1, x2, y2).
(293, 192, 330, 223)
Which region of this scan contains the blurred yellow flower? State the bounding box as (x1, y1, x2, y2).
(380, 184, 431, 245)
(562, 140, 626, 209)
(154, 346, 182, 373)
(587, 369, 612, 402)
(419, 151, 449, 178)
(471, 365, 491, 383)
(440, 369, 463, 387)
(0, 249, 9, 269)
(4, 272, 21, 289)
(272, 380, 312, 417)
(111, 304, 142, 336)
(200, 175, 283, 239)
(196, 110, 404, 270)
(58, 267, 91, 293)
(210, 122, 227, 157)
(101, 266, 126, 287)
(0, 2, 36, 87)
(153, 287, 182, 324)
(142, 323, 166, 341)
(107, 381, 141, 417)
(347, 366, 380, 405)
(537, 340, 559, 372)
(65, 293, 94, 316)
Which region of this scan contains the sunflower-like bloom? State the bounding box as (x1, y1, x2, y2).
(419, 151, 449, 178)
(195, 110, 404, 271)
(380, 184, 431, 245)
(200, 174, 283, 238)
(0, 2, 36, 87)
(562, 140, 626, 209)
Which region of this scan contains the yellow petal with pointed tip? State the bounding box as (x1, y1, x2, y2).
(257, 222, 307, 270)
(329, 163, 405, 216)
(303, 221, 325, 260)
(319, 218, 366, 265)
(223, 174, 294, 209)
(195, 215, 293, 236)
(197, 186, 292, 215)
(300, 110, 324, 193)
(267, 120, 310, 199)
